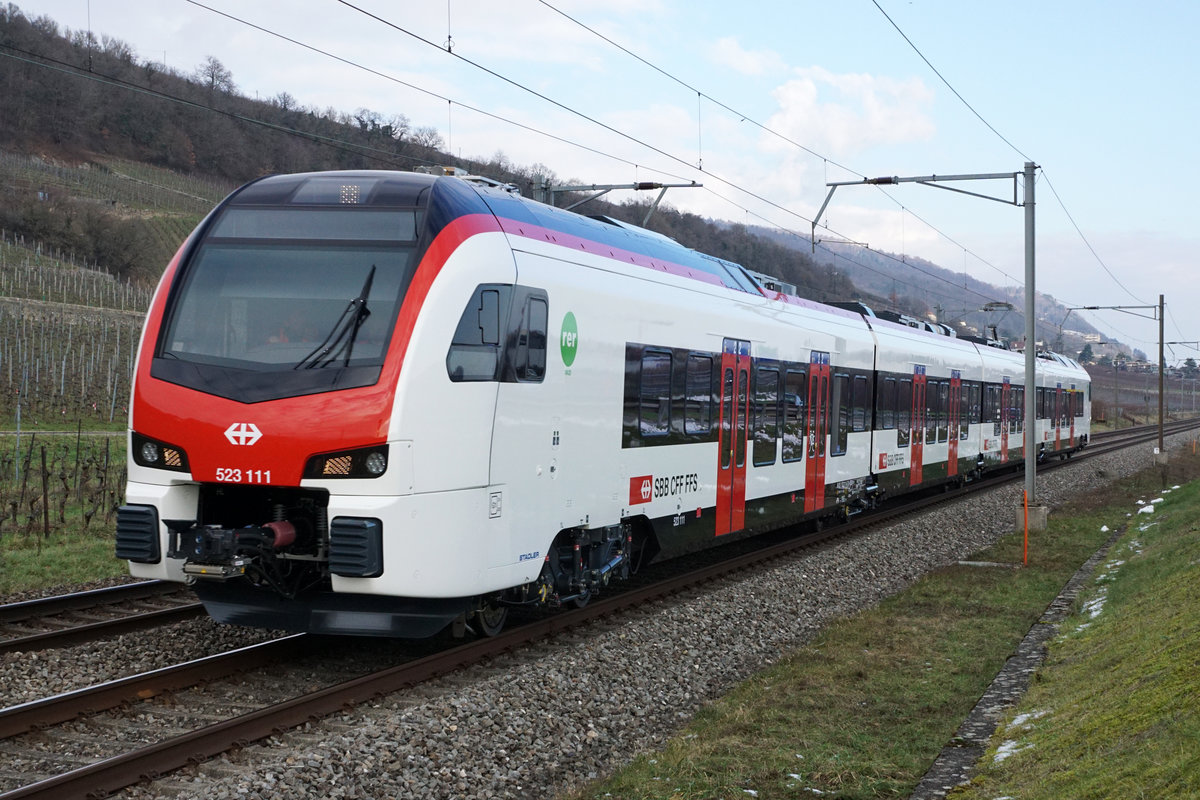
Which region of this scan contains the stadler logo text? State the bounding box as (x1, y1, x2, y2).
(224, 422, 262, 446)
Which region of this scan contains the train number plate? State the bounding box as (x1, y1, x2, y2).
(215, 467, 272, 484)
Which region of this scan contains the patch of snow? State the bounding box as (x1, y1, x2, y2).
(1138, 505, 1155, 515)
(1151, 497, 1164, 504)
(1011, 710, 1048, 728)
(994, 740, 1032, 763)
(1100, 525, 1109, 532)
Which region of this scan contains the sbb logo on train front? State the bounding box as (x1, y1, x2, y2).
(224, 422, 262, 446)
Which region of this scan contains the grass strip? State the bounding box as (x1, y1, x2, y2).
(0, 534, 125, 595)
(570, 455, 1200, 800)
(953, 481, 1200, 799)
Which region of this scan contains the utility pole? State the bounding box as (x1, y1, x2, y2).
(1023, 162, 1037, 512)
(1074, 302, 1167, 455)
(1158, 294, 1165, 459)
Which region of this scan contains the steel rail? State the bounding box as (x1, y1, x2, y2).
(0, 604, 205, 655)
(0, 581, 177, 624)
(0, 634, 311, 739)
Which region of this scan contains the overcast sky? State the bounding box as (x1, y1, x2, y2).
(14, 0, 1199, 360)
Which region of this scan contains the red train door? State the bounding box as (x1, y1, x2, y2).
(804, 351, 831, 513)
(1000, 377, 1011, 464)
(1069, 386, 1077, 447)
(716, 339, 751, 536)
(910, 365, 926, 487)
(948, 370, 961, 477)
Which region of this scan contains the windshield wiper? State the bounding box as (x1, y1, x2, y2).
(294, 265, 375, 370)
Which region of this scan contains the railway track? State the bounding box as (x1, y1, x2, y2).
(0, 582, 204, 655)
(0, 418, 1196, 799)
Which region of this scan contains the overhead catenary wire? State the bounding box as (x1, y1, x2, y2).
(11, 3, 1040, 318)
(332, 0, 1013, 309)
(0, 46, 425, 169)
(870, 1, 1160, 323)
(183, 0, 993, 308)
(538, 0, 1022, 288)
(182, 1, 672, 179)
(1, 23, 954, 311)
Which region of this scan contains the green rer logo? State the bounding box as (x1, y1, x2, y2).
(560, 312, 578, 368)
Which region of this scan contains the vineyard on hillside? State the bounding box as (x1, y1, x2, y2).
(0, 239, 149, 428)
(0, 239, 145, 539)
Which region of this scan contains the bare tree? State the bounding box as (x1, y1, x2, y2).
(194, 55, 234, 94)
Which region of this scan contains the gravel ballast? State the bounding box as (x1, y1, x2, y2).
(4, 437, 1185, 800)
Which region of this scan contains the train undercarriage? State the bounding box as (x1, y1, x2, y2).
(120, 482, 658, 638)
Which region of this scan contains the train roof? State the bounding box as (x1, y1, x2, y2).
(225, 171, 1088, 383)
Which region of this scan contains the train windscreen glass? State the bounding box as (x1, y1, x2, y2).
(160, 208, 419, 372)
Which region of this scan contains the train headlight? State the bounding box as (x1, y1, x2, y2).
(364, 451, 387, 476)
(304, 445, 389, 479)
(131, 432, 190, 472)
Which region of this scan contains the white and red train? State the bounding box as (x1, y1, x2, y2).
(117, 169, 1090, 637)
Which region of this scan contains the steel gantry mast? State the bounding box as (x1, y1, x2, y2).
(811, 164, 1044, 525)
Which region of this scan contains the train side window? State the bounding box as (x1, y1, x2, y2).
(897, 378, 912, 446)
(514, 296, 548, 381)
(851, 375, 870, 432)
(936, 381, 949, 443)
(782, 369, 807, 462)
(969, 382, 981, 425)
(446, 284, 512, 382)
(1074, 390, 1084, 418)
(753, 366, 780, 466)
(878, 376, 897, 430)
(831, 373, 849, 456)
(639, 350, 672, 437)
(684, 354, 713, 435)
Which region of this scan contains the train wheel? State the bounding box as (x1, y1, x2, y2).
(474, 601, 508, 637)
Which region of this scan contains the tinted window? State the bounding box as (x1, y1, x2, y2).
(879, 377, 897, 430)
(783, 369, 806, 462)
(831, 374, 849, 456)
(753, 367, 780, 466)
(447, 284, 510, 382)
(852, 375, 870, 432)
(639, 351, 672, 436)
(515, 297, 548, 381)
(685, 354, 714, 434)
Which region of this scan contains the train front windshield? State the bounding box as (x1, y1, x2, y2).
(161, 207, 419, 374)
